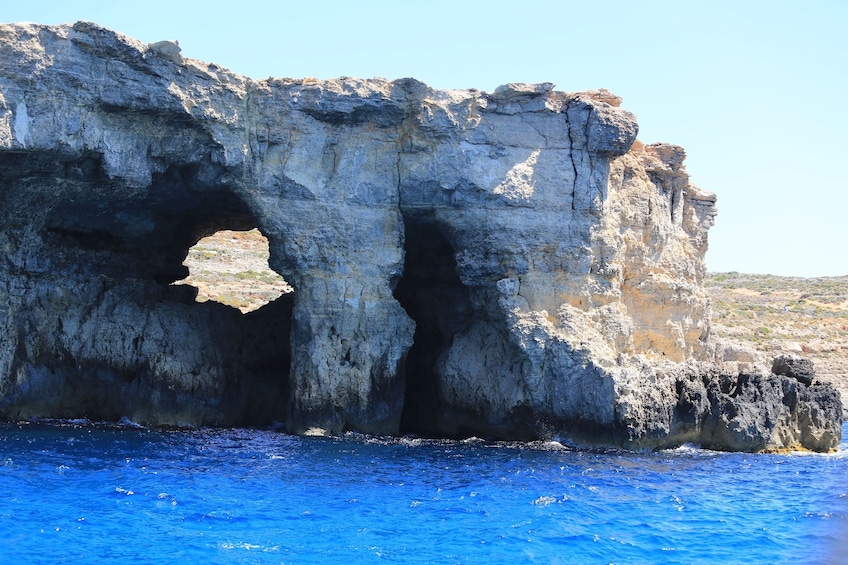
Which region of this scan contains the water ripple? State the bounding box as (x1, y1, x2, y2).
(0, 421, 845, 563)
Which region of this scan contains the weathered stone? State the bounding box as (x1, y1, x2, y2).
(771, 354, 816, 386)
(146, 40, 182, 64)
(0, 22, 841, 451)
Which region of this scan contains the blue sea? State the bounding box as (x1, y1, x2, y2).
(0, 421, 846, 564)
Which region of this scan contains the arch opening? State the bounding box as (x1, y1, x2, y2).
(173, 228, 293, 313)
(14, 159, 297, 428)
(394, 215, 473, 436)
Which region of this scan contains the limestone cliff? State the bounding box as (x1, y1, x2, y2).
(0, 22, 840, 451)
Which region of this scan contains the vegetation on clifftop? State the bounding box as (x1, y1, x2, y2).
(174, 229, 291, 313)
(705, 272, 848, 403)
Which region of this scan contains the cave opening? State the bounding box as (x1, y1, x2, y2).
(32, 160, 297, 428)
(168, 224, 296, 427)
(170, 224, 296, 428)
(394, 215, 473, 436)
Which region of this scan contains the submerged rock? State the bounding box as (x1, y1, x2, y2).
(0, 22, 840, 451)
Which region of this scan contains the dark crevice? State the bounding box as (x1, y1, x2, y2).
(302, 104, 405, 128)
(225, 292, 294, 426)
(564, 105, 579, 211)
(41, 161, 258, 284)
(394, 215, 473, 436)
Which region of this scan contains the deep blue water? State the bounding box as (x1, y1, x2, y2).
(0, 422, 846, 564)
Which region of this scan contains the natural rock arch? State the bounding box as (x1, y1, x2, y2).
(1, 141, 294, 426)
(0, 22, 841, 451)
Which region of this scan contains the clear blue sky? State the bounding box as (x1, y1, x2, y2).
(6, 1, 847, 277)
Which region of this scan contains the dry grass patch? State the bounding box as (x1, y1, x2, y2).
(706, 272, 848, 410)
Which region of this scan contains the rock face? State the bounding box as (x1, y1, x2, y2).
(0, 22, 841, 451)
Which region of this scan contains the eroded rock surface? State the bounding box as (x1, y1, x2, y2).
(0, 22, 840, 450)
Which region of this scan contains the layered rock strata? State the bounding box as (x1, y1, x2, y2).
(0, 22, 840, 451)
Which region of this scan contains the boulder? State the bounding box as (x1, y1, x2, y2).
(772, 354, 816, 386)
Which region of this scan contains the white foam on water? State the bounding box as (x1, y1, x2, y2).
(118, 416, 144, 428)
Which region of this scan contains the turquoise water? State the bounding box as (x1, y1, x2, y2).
(0, 422, 846, 564)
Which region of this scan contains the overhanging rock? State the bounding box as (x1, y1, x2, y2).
(0, 22, 840, 451)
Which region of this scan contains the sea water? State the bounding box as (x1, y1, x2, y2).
(0, 422, 846, 564)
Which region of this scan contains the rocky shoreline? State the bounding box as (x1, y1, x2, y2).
(0, 22, 841, 451)
(706, 272, 848, 419)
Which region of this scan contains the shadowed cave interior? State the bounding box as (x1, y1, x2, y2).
(173, 226, 295, 426)
(394, 215, 473, 436)
(7, 150, 490, 434)
(20, 158, 295, 427)
(170, 213, 477, 436)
